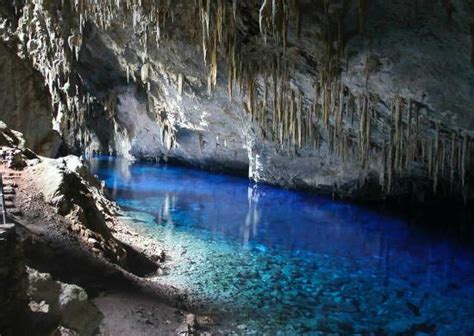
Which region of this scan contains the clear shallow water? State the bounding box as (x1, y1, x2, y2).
(89, 157, 474, 334)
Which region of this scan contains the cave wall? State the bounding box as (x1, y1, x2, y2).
(0, 0, 473, 203)
(0, 41, 61, 156)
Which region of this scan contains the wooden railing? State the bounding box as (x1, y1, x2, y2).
(0, 173, 7, 225)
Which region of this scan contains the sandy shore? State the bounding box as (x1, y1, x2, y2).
(92, 213, 227, 335)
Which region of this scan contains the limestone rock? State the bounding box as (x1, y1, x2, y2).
(0, 224, 28, 333)
(52, 326, 79, 336)
(27, 268, 103, 336)
(0, 1, 473, 203)
(28, 155, 128, 265)
(0, 42, 62, 157)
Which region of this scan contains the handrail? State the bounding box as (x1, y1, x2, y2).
(0, 173, 6, 225)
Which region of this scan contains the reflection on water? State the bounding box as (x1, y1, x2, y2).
(89, 156, 474, 334)
(89, 155, 132, 199)
(243, 185, 261, 247)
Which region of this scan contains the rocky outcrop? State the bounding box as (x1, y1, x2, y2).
(28, 155, 129, 265)
(0, 221, 102, 336)
(1, 120, 157, 275)
(27, 268, 103, 335)
(1, 1, 473, 203)
(1, 120, 26, 148)
(1, 120, 40, 166)
(0, 224, 28, 334)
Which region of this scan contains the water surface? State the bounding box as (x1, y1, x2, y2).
(89, 157, 474, 334)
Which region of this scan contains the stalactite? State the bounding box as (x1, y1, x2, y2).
(258, 0, 290, 51)
(296, 91, 302, 148)
(17, 0, 472, 199)
(141, 62, 150, 84)
(450, 132, 456, 190)
(406, 99, 412, 165)
(387, 142, 393, 194)
(457, 131, 462, 188)
(394, 97, 402, 172)
(358, 95, 370, 168)
(441, 138, 446, 179)
(217, 0, 224, 43)
(232, 0, 237, 21)
(365, 99, 371, 168)
(470, 24, 474, 66)
(178, 73, 184, 96)
(247, 77, 256, 117)
(322, 83, 330, 127)
(358, 0, 369, 34)
(295, 1, 302, 39)
(433, 124, 440, 193)
(467, 138, 472, 171)
(380, 140, 386, 192)
(461, 134, 468, 187)
(259, 0, 271, 42)
(289, 90, 295, 147)
(427, 139, 433, 179)
(208, 29, 218, 95)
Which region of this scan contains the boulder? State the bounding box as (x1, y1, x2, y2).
(27, 268, 103, 335)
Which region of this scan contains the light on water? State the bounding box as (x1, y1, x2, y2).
(89, 157, 474, 334)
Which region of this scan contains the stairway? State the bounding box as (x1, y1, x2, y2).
(0, 175, 5, 225)
(0, 171, 22, 222)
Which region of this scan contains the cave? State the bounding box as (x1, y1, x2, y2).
(0, 0, 473, 335)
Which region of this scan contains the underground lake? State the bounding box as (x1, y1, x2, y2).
(89, 156, 474, 335)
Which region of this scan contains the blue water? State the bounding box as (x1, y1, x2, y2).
(89, 157, 474, 335)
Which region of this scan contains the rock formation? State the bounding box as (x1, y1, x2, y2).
(0, 1, 473, 203)
(0, 41, 62, 157)
(0, 225, 103, 335)
(0, 121, 160, 334)
(29, 155, 129, 265)
(27, 268, 103, 335)
(0, 224, 28, 333)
